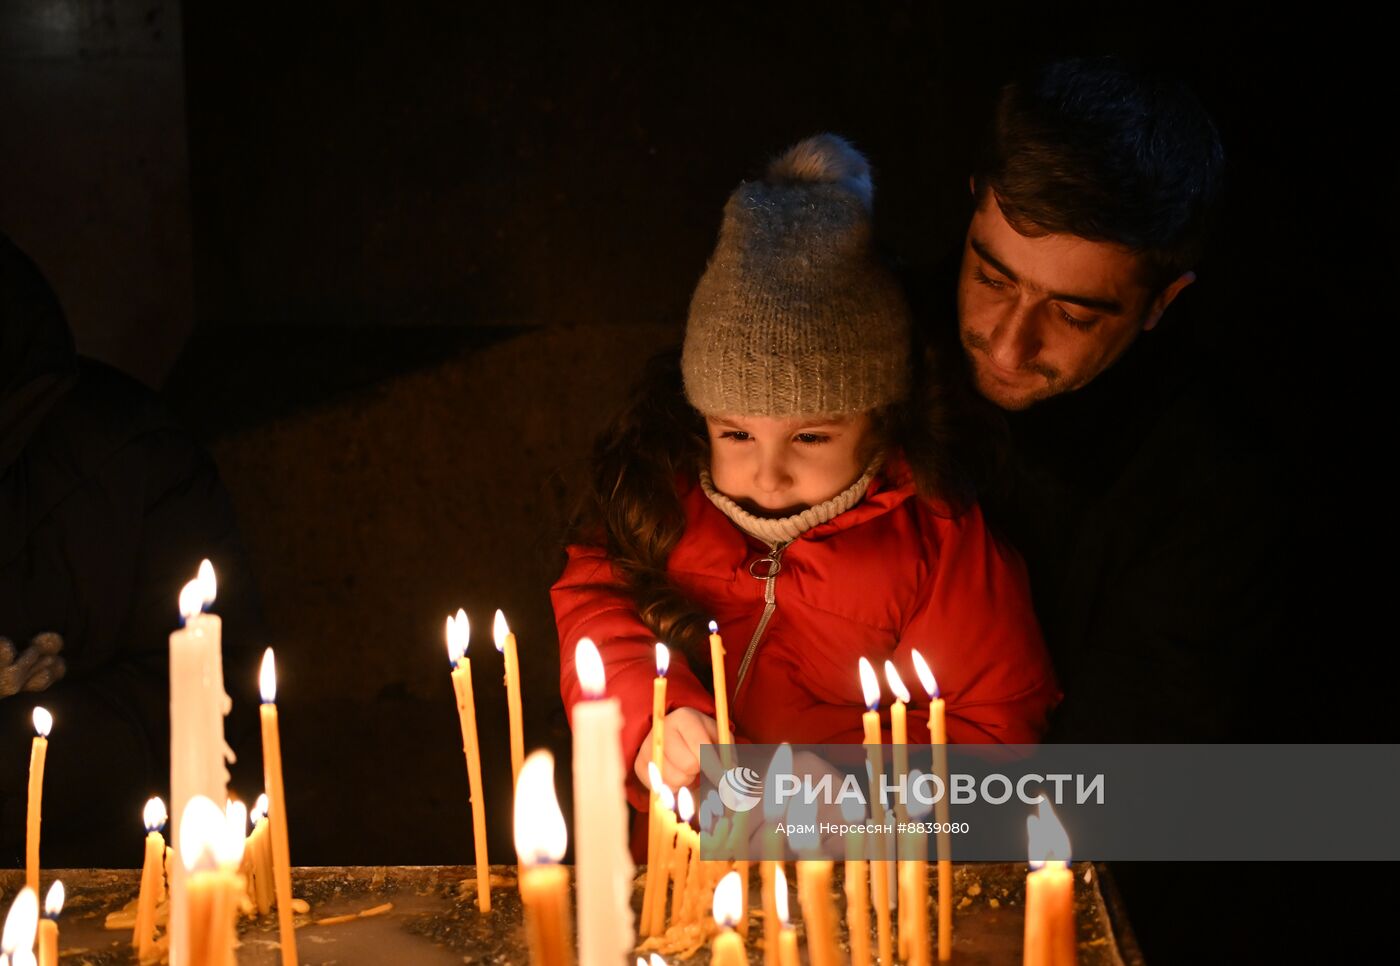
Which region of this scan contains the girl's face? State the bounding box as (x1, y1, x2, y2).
(704, 412, 874, 518)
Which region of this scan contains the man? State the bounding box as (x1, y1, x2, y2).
(921, 55, 1289, 745)
(0, 231, 264, 866)
(923, 56, 1350, 964)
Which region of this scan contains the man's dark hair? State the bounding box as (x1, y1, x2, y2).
(973, 55, 1225, 294)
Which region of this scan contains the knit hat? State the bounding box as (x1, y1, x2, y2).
(681, 133, 911, 418)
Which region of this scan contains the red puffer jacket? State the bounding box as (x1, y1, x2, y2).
(552, 455, 1061, 818)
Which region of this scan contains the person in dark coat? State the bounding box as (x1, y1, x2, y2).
(913, 55, 1289, 745)
(912, 55, 1361, 964)
(0, 232, 263, 868)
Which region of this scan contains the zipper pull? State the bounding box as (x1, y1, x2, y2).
(747, 542, 787, 580)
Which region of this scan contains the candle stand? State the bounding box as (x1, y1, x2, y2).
(1, 863, 1139, 964)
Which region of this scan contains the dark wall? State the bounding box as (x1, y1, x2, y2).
(0, 0, 191, 387)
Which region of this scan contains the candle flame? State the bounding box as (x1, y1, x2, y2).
(911, 649, 940, 700)
(712, 870, 742, 928)
(259, 647, 278, 703)
(143, 796, 168, 833)
(445, 611, 470, 665)
(647, 760, 663, 792)
(677, 786, 694, 823)
(1, 885, 37, 955)
(655, 643, 670, 677)
(493, 609, 509, 652)
(575, 637, 605, 698)
(657, 781, 675, 813)
(883, 660, 911, 704)
(513, 749, 567, 864)
(179, 795, 225, 873)
(179, 578, 204, 622)
(774, 863, 790, 925)
(708, 620, 718, 634)
(197, 559, 217, 604)
(1027, 798, 1072, 868)
(650, 957, 668, 966)
(858, 656, 880, 710)
(43, 881, 64, 918)
(32, 706, 52, 738)
(218, 800, 248, 868)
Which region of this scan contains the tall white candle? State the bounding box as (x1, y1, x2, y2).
(168, 560, 233, 966)
(571, 638, 636, 966)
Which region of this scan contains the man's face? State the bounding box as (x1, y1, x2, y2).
(957, 191, 1194, 411)
(704, 413, 872, 518)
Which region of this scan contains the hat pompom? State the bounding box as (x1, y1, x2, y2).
(767, 133, 873, 211)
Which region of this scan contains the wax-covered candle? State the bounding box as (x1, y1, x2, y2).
(515, 750, 574, 966)
(913, 648, 953, 962)
(26, 707, 51, 894)
(258, 649, 298, 966)
(447, 610, 491, 914)
(168, 560, 231, 966)
(1024, 800, 1076, 966)
(572, 638, 636, 965)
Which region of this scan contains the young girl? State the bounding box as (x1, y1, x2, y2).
(552, 134, 1059, 824)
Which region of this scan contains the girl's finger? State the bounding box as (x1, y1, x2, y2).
(663, 735, 698, 777)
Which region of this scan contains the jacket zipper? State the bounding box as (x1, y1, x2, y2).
(734, 540, 788, 695)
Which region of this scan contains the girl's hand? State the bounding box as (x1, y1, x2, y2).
(634, 707, 720, 791)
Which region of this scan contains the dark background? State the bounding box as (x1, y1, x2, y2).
(1, 0, 1388, 959)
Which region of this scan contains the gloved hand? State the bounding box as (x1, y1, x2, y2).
(0, 632, 67, 698)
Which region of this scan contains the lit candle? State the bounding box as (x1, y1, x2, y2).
(884, 661, 912, 961)
(179, 795, 244, 966)
(708, 621, 732, 747)
(648, 775, 676, 936)
(2, 885, 38, 966)
(883, 662, 911, 814)
(841, 796, 872, 966)
(493, 609, 526, 788)
(710, 871, 746, 966)
(215, 802, 248, 965)
(902, 778, 934, 966)
(858, 657, 893, 966)
(169, 560, 232, 966)
(640, 644, 670, 937)
(134, 797, 169, 958)
(258, 648, 298, 965)
(760, 745, 793, 966)
(913, 648, 953, 962)
(26, 707, 51, 894)
(447, 610, 492, 914)
(37, 881, 61, 966)
(773, 865, 799, 966)
(669, 787, 696, 924)
(514, 749, 574, 966)
(245, 794, 273, 915)
(1024, 801, 1076, 966)
(571, 638, 636, 965)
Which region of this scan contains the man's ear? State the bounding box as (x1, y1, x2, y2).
(1141, 271, 1196, 332)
